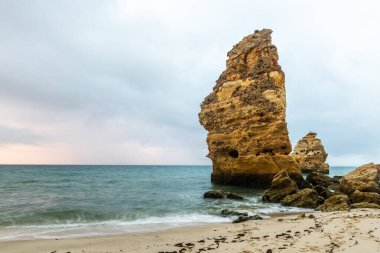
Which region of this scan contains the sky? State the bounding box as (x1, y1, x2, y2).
(0, 0, 380, 165)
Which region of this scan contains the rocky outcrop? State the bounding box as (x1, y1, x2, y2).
(306, 172, 332, 188)
(291, 132, 329, 173)
(281, 188, 321, 208)
(198, 29, 301, 187)
(226, 192, 244, 200)
(339, 163, 380, 195)
(204, 190, 225, 199)
(351, 202, 380, 209)
(350, 190, 380, 205)
(203, 190, 244, 200)
(262, 170, 297, 202)
(319, 195, 351, 212)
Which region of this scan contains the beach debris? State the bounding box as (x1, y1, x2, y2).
(198, 29, 301, 188)
(291, 132, 329, 174)
(262, 170, 298, 203)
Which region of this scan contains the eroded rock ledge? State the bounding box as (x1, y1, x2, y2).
(199, 29, 301, 187)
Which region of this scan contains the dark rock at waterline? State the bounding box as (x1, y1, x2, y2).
(290, 173, 312, 189)
(233, 214, 263, 223)
(331, 176, 342, 183)
(204, 190, 225, 199)
(220, 209, 248, 217)
(262, 170, 297, 203)
(226, 192, 244, 200)
(281, 188, 321, 208)
(306, 172, 332, 188)
(313, 185, 331, 199)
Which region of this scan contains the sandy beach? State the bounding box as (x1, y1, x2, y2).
(1, 209, 379, 253)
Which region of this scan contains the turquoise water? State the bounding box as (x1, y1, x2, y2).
(0, 165, 354, 240)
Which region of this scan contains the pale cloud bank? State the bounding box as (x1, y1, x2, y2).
(0, 0, 380, 165)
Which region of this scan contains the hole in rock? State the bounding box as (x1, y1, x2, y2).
(228, 149, 239, 158)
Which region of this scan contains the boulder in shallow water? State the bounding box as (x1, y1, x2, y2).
(220, 209, 248, 217)
(339, 163, 380, 195)
(233, 214, 263, 223)
(319, 194, 350, 212)
(350, 190, 380, 205)
(204, 190, 225, 199)
(351, 202, 380, 209)
(281, 188, 321, 208)
(226, 192, 244, 200)
(262, 169, 297, 203)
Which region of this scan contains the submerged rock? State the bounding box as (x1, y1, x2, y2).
(350, 190, 380, 205)
(262, 170, 297, 203)
(226, 192, 244, 200)
(319, 195, 350, 212)
(198, 29, 301, 188)
(220, 209, 248, 216)
(281, 188, 321, 208)
(291, 132, 329, 173)
(339, 163, 380, 195)
(204, 190, 225, 199)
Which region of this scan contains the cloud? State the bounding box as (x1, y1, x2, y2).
(0, 0, 379, 165)
(0, 125, 46, 145)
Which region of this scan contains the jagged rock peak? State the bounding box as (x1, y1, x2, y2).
(198, 29, 301, 188)
(291, 132, 329, 174)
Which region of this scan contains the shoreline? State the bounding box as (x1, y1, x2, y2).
(0, 210, 311, 242)
(2, 209, 380, 253)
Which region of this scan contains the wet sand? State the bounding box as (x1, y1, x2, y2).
(1, 209, 380, 253)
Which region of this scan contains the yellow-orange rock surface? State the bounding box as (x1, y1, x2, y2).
(199, 29, 301, 187)
(291, 132, 329, 174)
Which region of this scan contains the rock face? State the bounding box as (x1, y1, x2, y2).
(291, 132, 329, 173)
(350, 190, 380, 205)
(320, 195, 350, 212)
(339, 163, 380, 195)
(262, 170, 297, 202)
(281, 188, 321, 208)
(306, 172, 332, 188)
(198, 29, 301, 187)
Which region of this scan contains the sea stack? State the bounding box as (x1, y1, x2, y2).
(198, 29, 301, 188)
(291, 132, 329, 173)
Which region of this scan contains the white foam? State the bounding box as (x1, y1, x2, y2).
(0, 214, 233, 241)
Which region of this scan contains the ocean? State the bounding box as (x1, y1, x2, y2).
(0, 165, 355, 240)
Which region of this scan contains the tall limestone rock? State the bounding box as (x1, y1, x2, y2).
(291, 132, 329, 174)
(198, 29, 301, 188)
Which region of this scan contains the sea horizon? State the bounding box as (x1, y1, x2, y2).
(0, 165, 355, 241)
